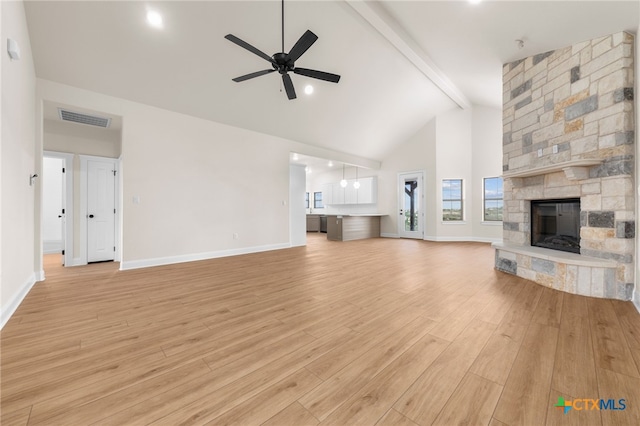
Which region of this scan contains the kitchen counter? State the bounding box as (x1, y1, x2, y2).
(325, 214, 385, 241)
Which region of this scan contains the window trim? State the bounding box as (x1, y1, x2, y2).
(482, 177, 504, 222)
(442, 178, 464, 222)
(305, 192, 309, 209)
(313, 191, 324, 209)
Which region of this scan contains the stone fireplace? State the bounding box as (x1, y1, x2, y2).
(493, 31, 635, 301)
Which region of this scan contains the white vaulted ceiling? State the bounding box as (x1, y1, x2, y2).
(24, 1, 639, 161)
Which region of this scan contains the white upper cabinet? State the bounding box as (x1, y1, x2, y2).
(323, 177, 377, 205)
(332, 183, 345, 205)
(345, 182, 358, 204)
(321, 183, 333, 205)
(356, 177, 377, 204)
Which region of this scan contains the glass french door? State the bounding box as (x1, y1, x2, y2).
(398, 172, 424, 239)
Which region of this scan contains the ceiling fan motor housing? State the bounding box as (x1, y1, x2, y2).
(272, 52, 295, 74)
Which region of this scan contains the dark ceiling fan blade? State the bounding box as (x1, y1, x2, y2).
(282, 73, 296, 100)
(232, 69, 276, 82)
(287, 30, 318, 63)
(225, 34, 274, 64)
(293, 68, 341, 83)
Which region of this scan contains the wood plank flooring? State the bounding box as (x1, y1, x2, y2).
(2, 234, 639, 425)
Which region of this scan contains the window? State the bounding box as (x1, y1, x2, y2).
(313, 192, 323, 209)
(483, 177, 503, 221)
(442, 179, 463, 221)
(305, 192, 309, 209)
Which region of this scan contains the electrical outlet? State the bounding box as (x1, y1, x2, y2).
(233, 233, 238, 240)
(537, 148, 543, 157)
(552, 144, 558, 154)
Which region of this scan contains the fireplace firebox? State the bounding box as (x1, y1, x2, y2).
(531, 199, 581, 254)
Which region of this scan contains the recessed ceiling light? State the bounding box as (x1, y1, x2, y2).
(328, 161, 333, 167)
(304, 85, 314, 95)
(146, 10, 163, 29)
(469, 0, 482, 4)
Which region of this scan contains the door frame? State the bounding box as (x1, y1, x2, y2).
(43, 151, 74, 267)
(397, 170, 425, 239)
(79, 155, 121, 265)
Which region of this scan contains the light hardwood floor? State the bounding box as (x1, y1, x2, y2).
(2, 234, 639, 425)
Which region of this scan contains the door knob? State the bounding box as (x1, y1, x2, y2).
(89, 214, 94, 218)
(58, 215, 62, 218)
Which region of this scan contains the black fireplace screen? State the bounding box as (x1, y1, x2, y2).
(531, 199, 581, 254)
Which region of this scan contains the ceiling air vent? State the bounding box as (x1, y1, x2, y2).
(58, 108, 111, 128)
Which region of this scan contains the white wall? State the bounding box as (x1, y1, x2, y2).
(1, 0, 38, 328)
(472, 106, 505, 242)
(121, 101, 292, 265)
(378, 118, 437, 237)
(289, 165, 306, 247)
(44, 119, 121, 158)
(377, 107, 502, 242)
(42, 157, 63, 253)
(35, 79, 379, 270)
(433, 108, 474, 240)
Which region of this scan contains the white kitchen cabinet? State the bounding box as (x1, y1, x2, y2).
(322, 177, 377, 205)
(356, 177, 377, 204)
(331, 183, 345, 205)
(345, 181, 358, 204)
(321, 183, 333, 205)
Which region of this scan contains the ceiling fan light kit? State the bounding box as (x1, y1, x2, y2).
(225, 0, 341, 100)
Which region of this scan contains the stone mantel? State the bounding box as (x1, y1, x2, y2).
(503, 159, 603, 181)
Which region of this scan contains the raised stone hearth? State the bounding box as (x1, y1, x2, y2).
(494, 31, 635, 300)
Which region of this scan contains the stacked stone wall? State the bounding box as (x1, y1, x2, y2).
(497, 32, 635, 300)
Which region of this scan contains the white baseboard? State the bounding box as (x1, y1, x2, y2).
(35, 270, 45, 281)
(633, 292, 640, 313)
(119, 243, 292, 271)
(1, 273, 37, 329)
(424, 235, 502, 244)
(380, 233, 399, 238)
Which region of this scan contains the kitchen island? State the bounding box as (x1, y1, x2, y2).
(326, 214, 384, 241)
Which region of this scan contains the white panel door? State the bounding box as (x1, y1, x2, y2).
(87, 159, 116, 262)
(398, 172, 424, 239)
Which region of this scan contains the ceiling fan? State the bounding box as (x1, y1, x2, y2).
(224, 0, 341, 100)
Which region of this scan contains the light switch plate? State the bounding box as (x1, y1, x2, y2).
(537, 148, 543, 157)
(7, 38, 20, 60)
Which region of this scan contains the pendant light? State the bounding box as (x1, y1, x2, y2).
(353, 166, 360, 189)
(340, 164, 348, 188)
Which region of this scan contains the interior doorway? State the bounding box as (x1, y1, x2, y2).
(398, 171, 424, 239)
(43, 151, 74, 266)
